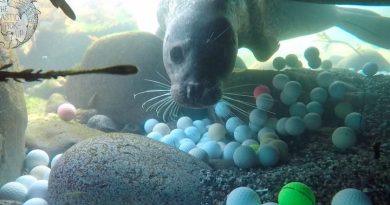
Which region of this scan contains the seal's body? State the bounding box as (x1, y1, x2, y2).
(157, 0, 390, 108)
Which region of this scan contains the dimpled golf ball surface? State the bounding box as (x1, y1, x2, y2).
(332, 127, 356, 149)
(289, 102, 307, 117)
(285, 116, 305, 136)
(272, 74, 290, 90)
(215, 101, 231, 118)
(258, 144, 280, 167)
(24, 198, 49, 205)
(273, 56, 286, 70)
(256, 93, 274, 111)
(147, 132, 163, 141)
(188, 147, 208, 162)
(0, 181, 28, 201)
(193, 120, 207, 134)
(200, 141, 222, 159)
(177, 116, 193, 129)
(226, 187, 261, 205)
(16, 175, 38, 189)
(50, 154, 62, 168)
(233, 146, 257, 168)
(328, 81, 347, 100)
(344, 112, 365, 132)
(362, 62, 378, 77)
(253, 85, 270, 97)
(26, 180, 48, 200)
(185, 126, 201, 143)
(25, 149, 50, 170)
(144, 118, 158, 133)
(208, 123, 226, 140)
(29, 165, 51, 180)
(234, 125, 254, 143)
(152, 123, 170, 136)
(223, 141, 241, 160)
(179, 141, 196, 152)
(283, 81, 302, 99)
(316, 71, 333, 88)
(331, 188, 373, 205)
(306, 101, 323, 115)
(249, 109, 268, 127)
(278, 182, 315, 205)
(57, 102, 76, 121)
(303, 113, 322, 131)
(226, 117, 244, 135)
(310, 87, 328, 104)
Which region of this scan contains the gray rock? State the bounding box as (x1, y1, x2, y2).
(336, 49, 390, 71)
(65, 32, 208, 131)
(87, 114, 117, 132)
(25, 116, 104, 158)
(0, 48, 27, 187)
(48, 133, 210, 205)
(0, 200, 22, 205)
(45, 93, 67, 114)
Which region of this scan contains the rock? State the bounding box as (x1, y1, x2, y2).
(25, 115, 104, 158)
(0, 48, 28, 187)
(75, 109, 98, 124)
(48, 133, 211, 205)
(87, 115, 118, 132)
(25, 78, 66, 99)
(336, 49, 390, 71)
(64, 32, 208, 131)
(45, 93, 67, 114)
(0, 200, 22, 205)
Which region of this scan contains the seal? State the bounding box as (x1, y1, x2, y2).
(157, 0, 390, 108)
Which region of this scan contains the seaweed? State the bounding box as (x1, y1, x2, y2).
(0, 64, 138, 82)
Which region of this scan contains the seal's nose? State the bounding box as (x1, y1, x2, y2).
(186, 82, 202, 100)
(170, 45, 185, 64)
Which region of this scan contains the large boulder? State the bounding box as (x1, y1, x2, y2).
(48, 133, 210, 205)
(0, 48, 28, 186)
(65, 32, 208, 132)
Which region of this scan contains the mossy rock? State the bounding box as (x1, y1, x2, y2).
(25, 114, 104, 158)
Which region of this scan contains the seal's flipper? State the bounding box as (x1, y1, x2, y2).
(336, 7, 390, 49)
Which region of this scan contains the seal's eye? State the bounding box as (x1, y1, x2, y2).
(170, 46, 184, 64)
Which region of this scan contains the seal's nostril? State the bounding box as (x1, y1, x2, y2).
(170, 46, 184, 64)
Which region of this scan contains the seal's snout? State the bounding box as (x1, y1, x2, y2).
(171, 82, 222, 108)
(186, 82, 202, 100)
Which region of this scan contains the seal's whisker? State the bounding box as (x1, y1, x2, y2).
(222, 99, 249, 117)
(163, 98, 175, 122)
(223, 95, 256, 109)
(142, 93, 171, 109)
(134, 89, 170, 98)
(156, 71, 171, 84)
(223, 84, 259, 91)
(208, 24, 231, 43)
(154, 97, 172, 113)
(144, 79, 171, 88)
(146, 95, 171, 112)
(224, 92, 254, 98)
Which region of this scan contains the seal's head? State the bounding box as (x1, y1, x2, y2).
(162, 0, 237, 108)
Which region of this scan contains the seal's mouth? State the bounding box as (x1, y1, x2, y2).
(170, 81, 222, 108)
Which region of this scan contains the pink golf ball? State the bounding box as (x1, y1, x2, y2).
(253, 85, 270, 98)
(57, 103, 76, 121)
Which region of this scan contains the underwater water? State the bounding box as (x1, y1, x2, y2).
(0, 0, 389, 205)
